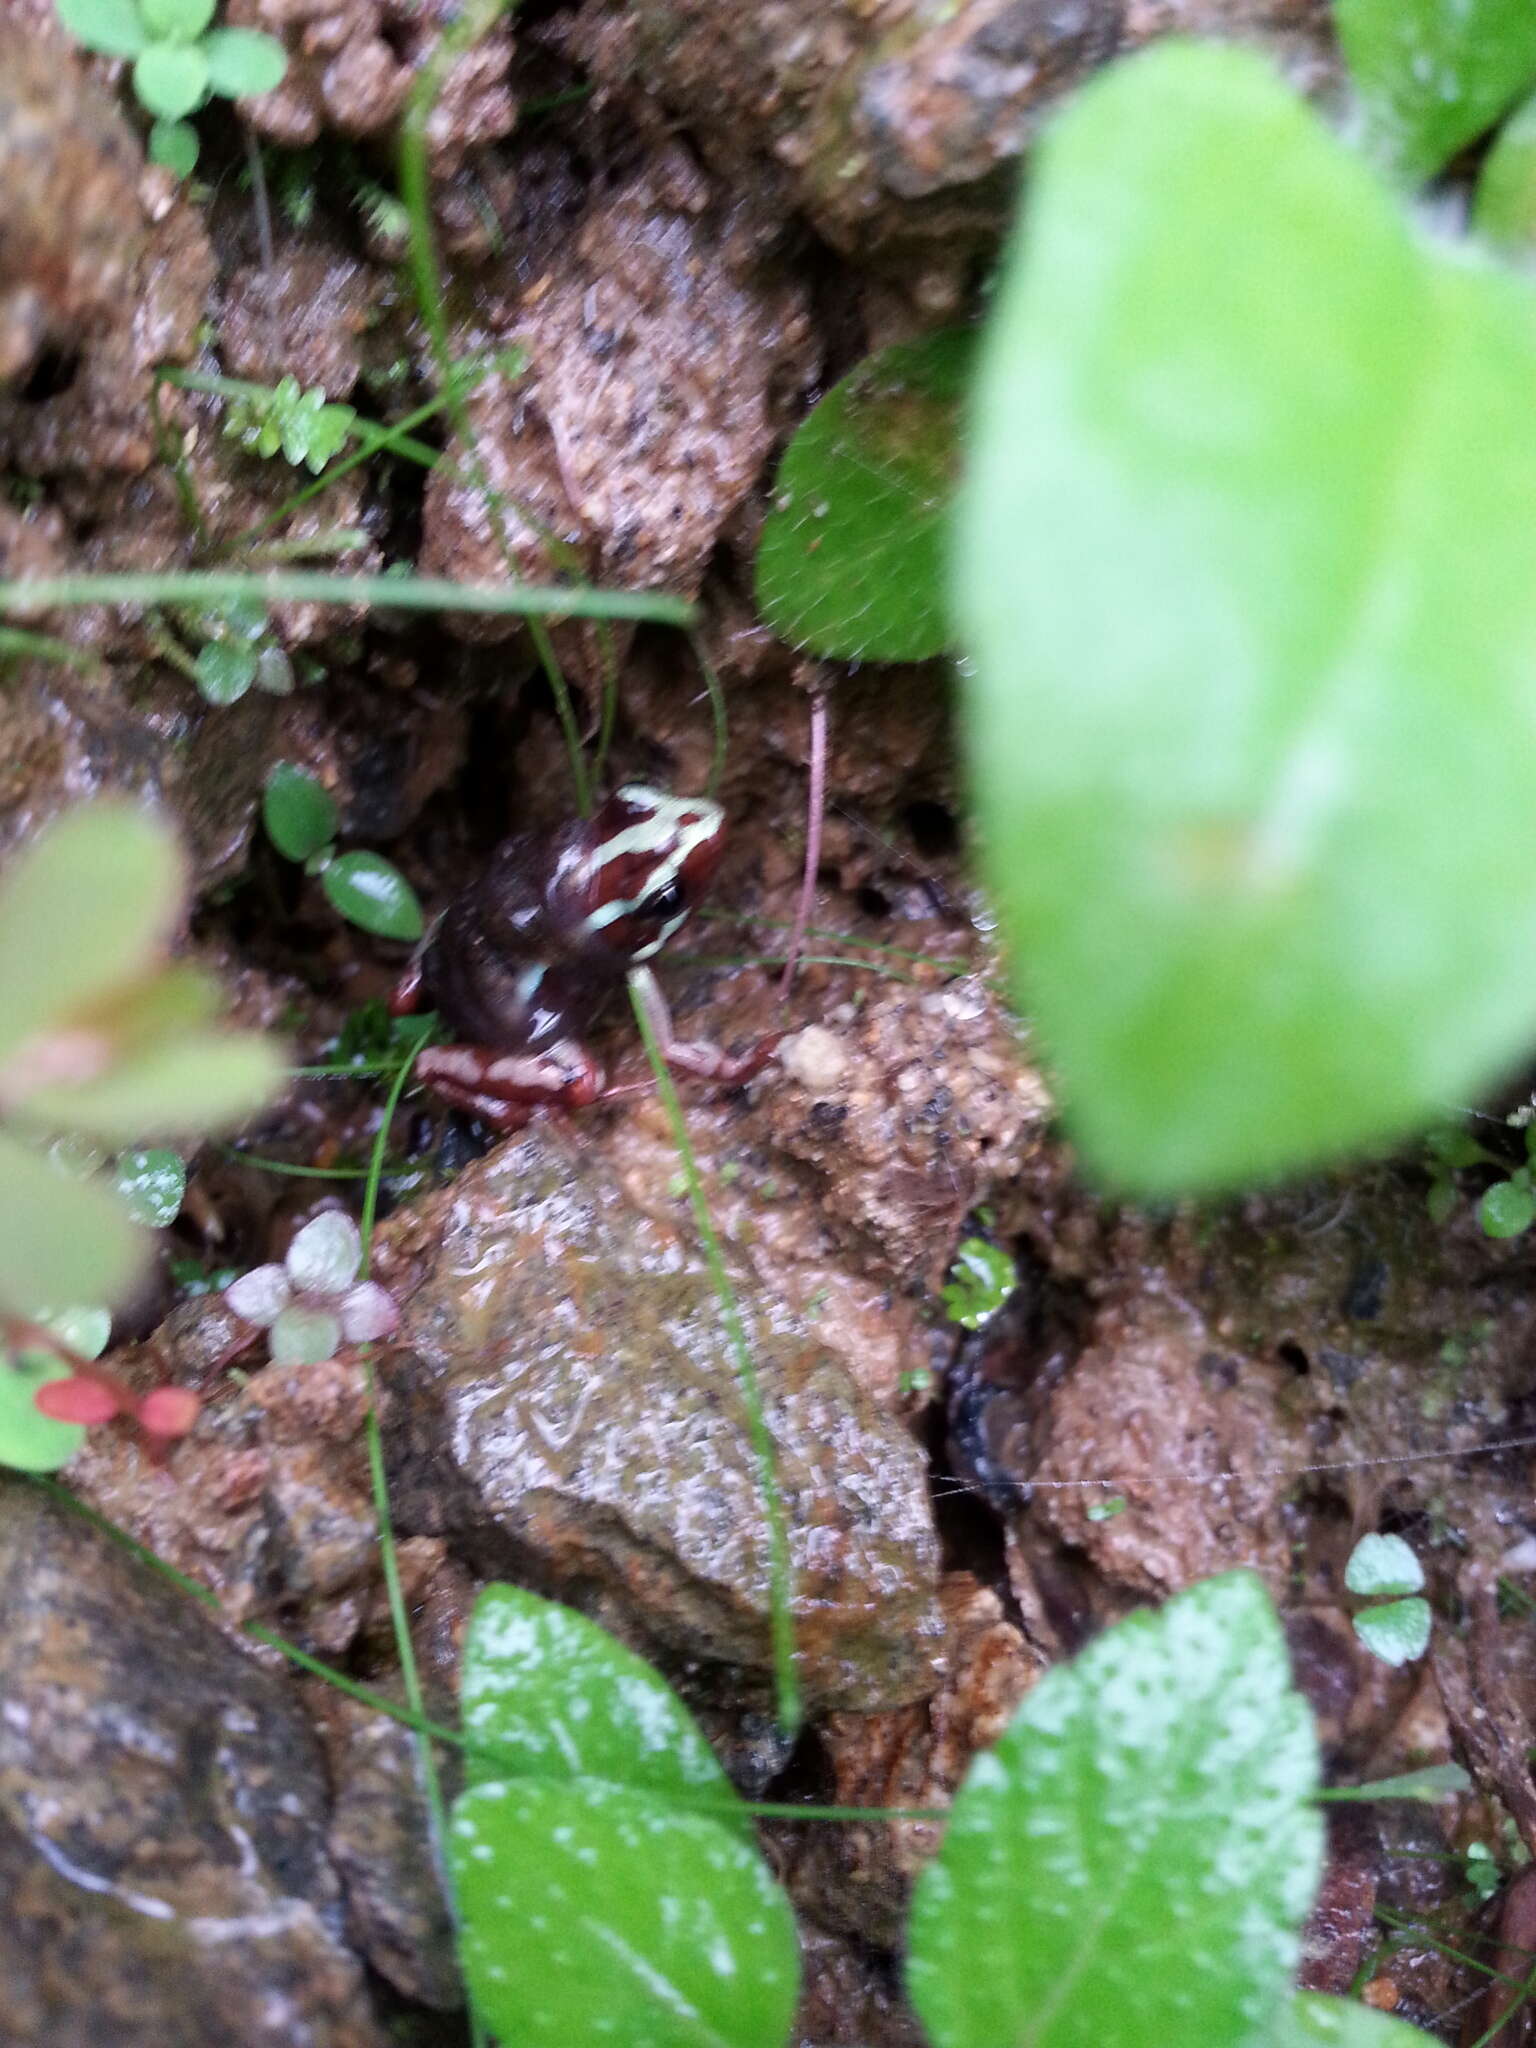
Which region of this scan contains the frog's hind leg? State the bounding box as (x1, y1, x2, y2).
(625, 966, 781, 1086)
(415, 1041, 605, 1133)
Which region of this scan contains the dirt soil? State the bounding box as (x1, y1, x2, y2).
(2, 0, 1534, 2043)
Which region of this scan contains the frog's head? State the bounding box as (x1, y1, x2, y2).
(552, 786, 726, 962)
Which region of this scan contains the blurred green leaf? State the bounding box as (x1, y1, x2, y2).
(112, 1148, 185, 1228)
(0, 804, 183, 1071)
(450, 1779, 799, 2048)
(133, 41, 209, 118)
(321, 852, 424, 941)
(53, 0, 146, 58)
(16, 1032, 282, 1143)
(201, 24, 286, 98)
(955, 41, 1536, 1193)
(263, 763, 337, 863)
(0, 1351, 87, 1473)
(1352, 1598, 1432, 1666)
(940, 1236, 1017, 1331)
(1344, 1533, 1424, 1598)
(0, 1131, 145, 1315)
(138, 0, 213, 40)
(193, 639, 257, 706)
(907, 1572, 1321, 2048)
(756, 328, 971, 661)
(1336, 0, 1536, 185)
(148, 116, 199, 178)
(1479, 1177, 1535, 1237)
(1273, 1993, 1437, 2047)
(1478, 90, 1536, 252)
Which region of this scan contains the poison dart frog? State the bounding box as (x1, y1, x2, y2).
(393, 785, 777, 1129)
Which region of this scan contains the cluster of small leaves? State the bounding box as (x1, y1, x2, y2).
(1344, 1534, 1432, 1668)
(450, 1573, 1431, 2048)
(225, 376, 358, 475)
(225, 1212, 397, 1366)
(939, 1235, 1017, 1330)
(161, 593, 294, 707)
(1424, 1122, 1536, 1239)
(0, 805, 279, 1326)
(330, 998, 440, 1070)
(54, 0, 286, 177)
(262, 763, 424, 942)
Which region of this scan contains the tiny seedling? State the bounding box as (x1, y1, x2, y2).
(262, 762, 424, 942)
(153, 593, 294, 707)
(1423, 1121, 1536, 1239)
(225, 376, 358, 475)
(1345, 1533, 1432, 1666)
(53, 0, 286, 177)
(225, 1211, 398, 1366)
(941, 1235, 1017, 1330)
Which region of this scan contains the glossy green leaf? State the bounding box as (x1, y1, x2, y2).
(1481, 1176, 1536, 1237)
(461, 1585, 746, 1832)
(15, 1031, 282, 1143)
(0, 1131, 145, 1315)
(193, 638, 257, 706)
(138, 0, 212, 41)
(0, 1350, 87, 1473)
(263, 763, 337, 863)
(1336, 0, 1536, 186)
(54, 0, 145, 57)
(111, 1148, 185, 1229)
(1477, 90, 1536, 253)
(148, 116, 199, 178)
(133, 41, 208, 118)
(1344, 1533, 1424, 1599)
(906, 1571, 1321, 2048)
(1352, 1598, 1432, 1667)
(0, 803, 183, 1071)
(201, 24, 286, 99)
(321, 852, 424, 941)
(956, 40, 1536, 1194)
(755, 328, 971, 660)
(1274, 1993, 1436, 2048)
(450, 1778, 799, 2048)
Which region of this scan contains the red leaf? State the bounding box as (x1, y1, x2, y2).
(136, 1386, 200, 1439)
(35, 1377, 122, 1426)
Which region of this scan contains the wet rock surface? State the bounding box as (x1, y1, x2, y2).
(378, 1120, 946, 1712)
(0, 1481, 382, 2047)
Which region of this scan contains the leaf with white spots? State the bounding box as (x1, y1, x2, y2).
(450, 1777, 799, 2048)
(461, 1585, 747, 1834)
(906, 1571, 1322, 2048)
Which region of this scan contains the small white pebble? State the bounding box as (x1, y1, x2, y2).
(779, 1025, 850, 1093)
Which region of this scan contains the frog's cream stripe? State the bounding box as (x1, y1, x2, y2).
(560, 785, 723, 957)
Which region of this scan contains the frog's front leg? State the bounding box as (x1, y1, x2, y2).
(414, 1040, 605, 1132)
(625, 966, 781, 1087)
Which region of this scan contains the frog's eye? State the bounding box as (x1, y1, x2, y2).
(636, 878, 686, 920)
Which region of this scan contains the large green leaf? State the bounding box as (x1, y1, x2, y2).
(461, 1585, 747, 1833)
(0, 1132, 145, 1315)
(15, 1032, 282, 1142)
(955, 40, 1536, 1193)
(0, 804, 183, 1070)
(450, 1778, 799, 2048)
(906, 1572, 1321, 2048)
(1273, 1993, 1435, 2048)
(755, 329, 971, 660)
(1336, 0, 1536, 185)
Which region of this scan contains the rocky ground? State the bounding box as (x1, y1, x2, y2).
(2, 0, 1534, 2041)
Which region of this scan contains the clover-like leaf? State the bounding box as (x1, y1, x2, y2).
(1336, 0, 1536, 186)
(460, 1584, 747, 1833)
(956, 40, 1536, 1193)
(1345, 1533, 1424, 1599)
(450, 1778, 799, 2048)
(0, 804, 183, 1073)
(269, 1304, 340, 1367)
(263, 764, 338, 864)
(1353, 1598, 1432, 1667)
(755, 328, 971, 661)
(54, 0, 146, 58)
(225, 1263, 290, 1328)
(133, 42, 209, 119)
(201, 23, 286, 99)
(907, 1571, 1321, 2048)
(321, 852, 424, 942)
(284, 1211, 360, 1296)
(0, 1131, 145, 1316)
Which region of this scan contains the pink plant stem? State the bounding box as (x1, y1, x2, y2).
(779, 691, 828, 1001)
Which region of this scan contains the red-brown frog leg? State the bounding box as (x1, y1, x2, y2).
(414, 1040, 605, 1132)
(624, 965, 781, 1087)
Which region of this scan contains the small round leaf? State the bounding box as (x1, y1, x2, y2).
(201, 24, 287, 98)
(133, 41, 209, 118)
(0, 1352, 88, 1473)
(54, 0, 146, 57)
(1480, 1177, 1536, 1238)
(1353, 1598, 1432, 1668)
(285, 1212, 361, 1296)
(269, 1304, 341, 1367)
(1344, 1532, 1424, 1599)
(321, 852, 424, 941)
(148, 117, 199, 178)
(138, 0, 214, 42)
(193, 638, 257, 705)
(263, 764, 337, 863)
